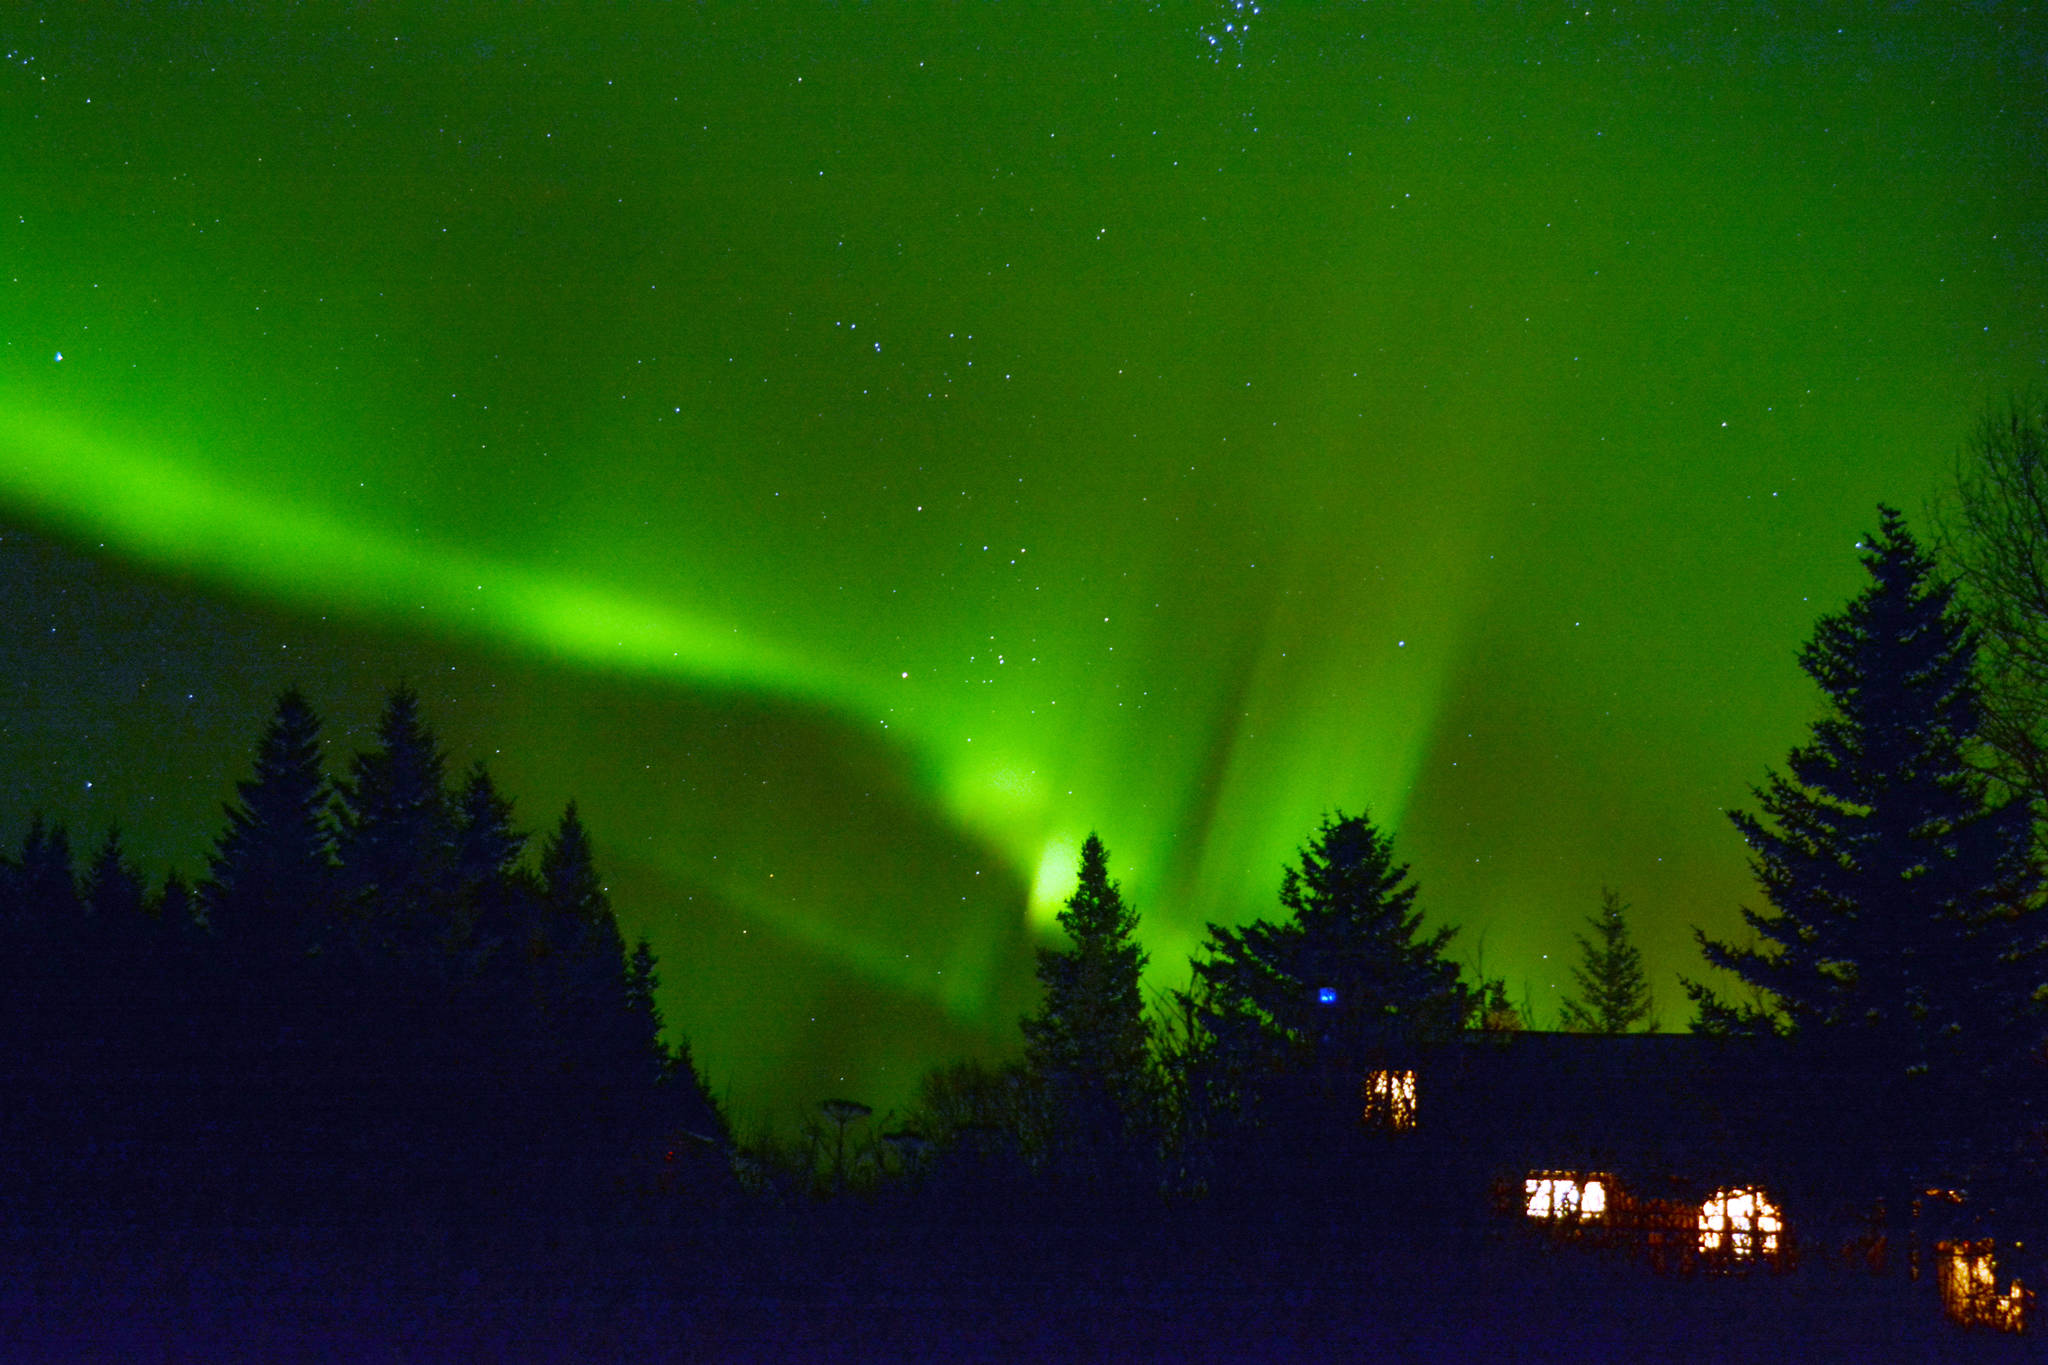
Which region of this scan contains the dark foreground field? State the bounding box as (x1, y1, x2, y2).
(0, 1196, 2038, 1364)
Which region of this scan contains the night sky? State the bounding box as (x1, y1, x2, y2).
(3, 6, 2043, 1128)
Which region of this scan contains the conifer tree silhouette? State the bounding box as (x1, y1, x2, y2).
(202, 687, 335, 959)
(453, 761, 526, 897)
(449, 759, 533, 1013)
(1558, 888, 1656, 1033)
(153, 869, 197, 935)
(528, 804, 630, 1067)
(82, 827, 146, 925)
(336, 683, 457, 954)
(10, 813, 79, 931)
(626, 936, 725, 1151)
(1197, 809, 1466, 1075)
(1687, 507, 2043, 1199)
(1021, 834, 1152, 1158)
(81, 828, 151, 1052)
(540, 802, 609, 925)
(625, 939, 666, 1079)
(0, 815, 80, 1067)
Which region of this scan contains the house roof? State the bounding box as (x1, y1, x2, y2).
(1427, 1031, 1773, 1176)
(1264, 1030, 1785, 1189)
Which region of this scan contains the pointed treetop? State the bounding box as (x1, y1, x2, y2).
(207, 686, 334, 908)
(336, 682, 455, 901)
(454, 760, 525, 884)
(541, 801, 609, 924)
(1021, 831, 1152, 1143)
(155, 869, 197, 931)
(1689, 504, 2041, 1079)
(83, 827, 146, 923)
(1280, 809, 1414, 924)
(1558, 888, 1656, 1034)
(626, 937, 664, 1034)
(1057, 832, 1139, 943)
(1197, 808, 1467, 1062)
(11, 813, 79, 924)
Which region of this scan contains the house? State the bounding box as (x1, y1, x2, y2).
(1244, 1032, 1796, 1268)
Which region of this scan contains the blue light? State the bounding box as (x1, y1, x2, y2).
(1317, 986, 1338, 1006)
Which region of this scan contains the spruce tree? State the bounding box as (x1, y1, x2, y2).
(1020, 833, 1152, 1150)
(335, 684, 456, 951)
(198, 690, 341, 1205)
(202, 688, 335, 957)
(450, 760, 529, 977)
(663, 1033, 728, 1146)
(627, 938, 728, 1151)
(453, 760, 525, 894)
(1687, 507, 2043, 1178)
(521, 801, 656, 1202)
(10, 815, 79, 930)
(153, 870, 197, 934)
(82, 827, 146, 925)
(539, 802, 609, 927)
(625, 939, 665, 1075)
(1558, 888, 1657, 1033)
(1196, 809, 1466, 1073)
(0, 817, 81, 1056)
(534, 801, 632, 1056)
(81, 829, 150, 1011)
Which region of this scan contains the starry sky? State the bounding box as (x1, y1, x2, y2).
(2, 5, 2043, 1128)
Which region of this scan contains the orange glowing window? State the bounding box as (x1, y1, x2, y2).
(1524, 1173, 1609, 1223)
(1697, 1187, 1782, 1260)
(1360, 1069, 1416, 1130)
(1939, 1240, 2029, 1333)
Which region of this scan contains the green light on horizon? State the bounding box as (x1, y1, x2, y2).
(0, 396, 1467, 998)
(0, 405, 816, 696)
(2, 1, 2030, 1127)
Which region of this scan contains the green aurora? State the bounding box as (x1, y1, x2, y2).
(2, 5, 2042, 1126)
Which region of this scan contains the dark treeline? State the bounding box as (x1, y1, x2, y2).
(752, 510, 2045, 1230)
(7, 411, 2048, 1356)
(707, 434, 2048, 1356)
(0, 683, 726, 1266)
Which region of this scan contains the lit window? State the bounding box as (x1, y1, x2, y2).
(1939, 1240, 2029, 1333)
(1317, 986, 1338, 1006)
(1697, 1187, 1782, 1260)
(1360, 1069, 1416, 1130)
(1524, 1173, 1608, 1223)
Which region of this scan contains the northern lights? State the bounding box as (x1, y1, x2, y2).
(2, 6, 2042, 1127)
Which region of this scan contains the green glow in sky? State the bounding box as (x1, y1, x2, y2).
(0, 408, 811, 694)
(2, 6, 2042, 1124)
